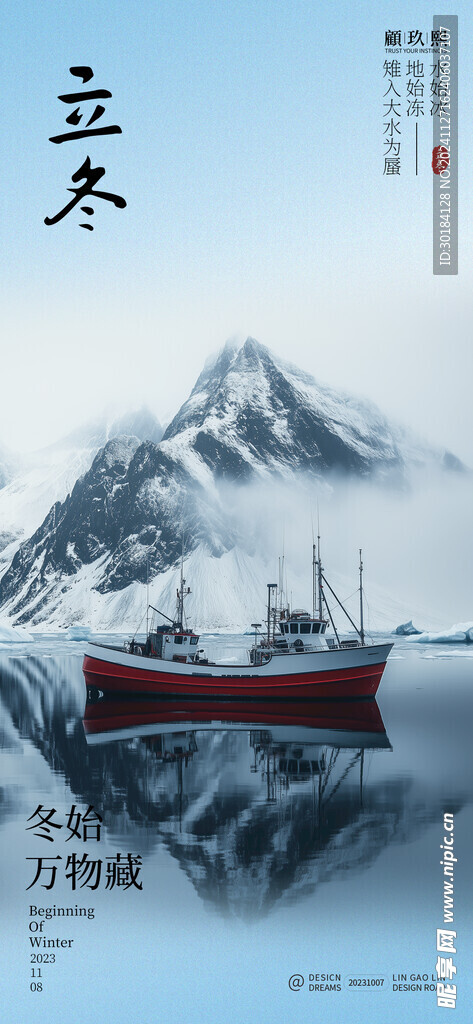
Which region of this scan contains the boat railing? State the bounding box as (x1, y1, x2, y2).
(257, 639, 364, 658)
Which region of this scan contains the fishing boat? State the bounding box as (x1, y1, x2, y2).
(82, 544, 393, 700)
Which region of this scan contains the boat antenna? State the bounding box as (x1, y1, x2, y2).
(179, 541, 184, 628)
(318, 529, 323, 620)
(146, 552, 150, 636)
(317, 505, 323, 619)
(278, 554, 286, 614)
(279, 523, 286, 614)
(359, 548, 365, 646)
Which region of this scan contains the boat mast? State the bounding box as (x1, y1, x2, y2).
(267, 583, 277, 643)
(318, 531, 323, 620)
(359, 548, 365, 646)
(176, 538, 190, 629)
(179, 554, 184, 628)
(312, 543, 317, 619)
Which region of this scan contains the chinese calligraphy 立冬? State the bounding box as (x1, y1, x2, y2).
(44, 66, 126, 231)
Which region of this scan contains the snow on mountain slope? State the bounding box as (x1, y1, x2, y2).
(0, 529, 441, 634)
(0, 545, 264, 631)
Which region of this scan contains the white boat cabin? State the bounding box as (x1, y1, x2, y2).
(161, 631, 201, 663)
(276, 609, 330, 651)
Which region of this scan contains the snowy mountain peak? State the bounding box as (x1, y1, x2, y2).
(189, 337, 242, 395)
(163, 336, 414, 478)
(238, 334, 267, 359)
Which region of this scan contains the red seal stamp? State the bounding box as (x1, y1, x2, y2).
(432, 145, 450, 174)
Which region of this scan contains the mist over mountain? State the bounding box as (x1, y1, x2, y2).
(0, 338, 465, 628)
(0, 441, 17, 491)
(53, 407, 164, 452)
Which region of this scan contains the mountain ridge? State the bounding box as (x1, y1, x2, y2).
(0, 337, 464, 627)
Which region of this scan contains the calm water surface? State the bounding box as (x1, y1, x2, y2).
(1, 633, 472, 1023)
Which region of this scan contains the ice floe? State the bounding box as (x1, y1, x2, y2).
(0, 621, 34, 643)
(66, 625, 93, 641)
(409, 622, 473, 644)
(392, 620, 422, 636)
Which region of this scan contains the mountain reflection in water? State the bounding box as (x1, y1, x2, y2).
(0, 653, 467, 919)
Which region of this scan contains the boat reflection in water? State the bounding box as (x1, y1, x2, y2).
(82, 700, 389, 786)
(84, 694, 392, 902)
(83, 695, 391, 754)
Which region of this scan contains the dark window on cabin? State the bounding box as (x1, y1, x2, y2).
(300, 623, 311, 634)
(312, 623, 320, 634)
(283, 624, 288, 634)
(190, 636, 198, 645)
(290, 623, 298, 634)
(174, 635, 183, 645)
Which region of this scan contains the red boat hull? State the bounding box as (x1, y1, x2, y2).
(83, 653, 387, 700)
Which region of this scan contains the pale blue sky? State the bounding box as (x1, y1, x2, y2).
(1, 0, 471, 458)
